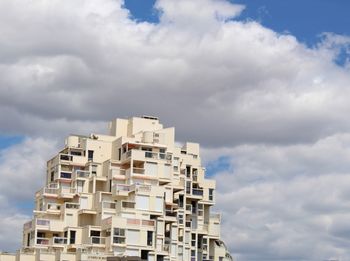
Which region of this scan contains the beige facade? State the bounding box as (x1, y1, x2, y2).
(0, 116, 233, 261)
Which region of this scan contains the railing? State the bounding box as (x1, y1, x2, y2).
(59, 154, 73, 161)
(65, 202, 80, 209)
(75, 170, 90, 178)
(44, 187, 59, 194)
(102, 201, 116, 209)
(53, 237, 67, 244)
(59, 187, 76, 194)
(36, 219, 50, 226)
(36, 237, 50, 245)
(165, 211, 177, 217)
(23, 221, 32, 230)
(192, 188, 204, 196)
(110, 168, 126, 177)
(141, 220, 155, 227)
(90, 236, 106, 245)
(127, 218, 140, 225)
(122, 201, 135, 209)
(133, 183, 151, 193)
(115, 184, 131, 192)
(132, 167, 145, 175)
(60, 172, 72, 179)
(47, 203, 61, 211)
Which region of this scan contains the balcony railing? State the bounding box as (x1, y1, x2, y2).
(75, 170, 90, 178)
(23, 221, 32, 230)
(141, 220, 155, 227)
(115, 184, 131, 192)
(165, 211, 177, 217)
(36, 237, 50, 245)
(60, 172, 72, 179)
(132, 167, 145, 175)
(53, 237, 67, 244)
(122, 201, 135, 209)
(47, 203, 61, 211)
(59, 154, 73, 161)
(91, 236, 106, 245)
(44, 187, 59, 194)
(102, 201, 116, 209)
(36, 219, 50, 226)
(192, 188, 204, 196)
(65, 202, 80, 209)
(59, 187, 76, 194)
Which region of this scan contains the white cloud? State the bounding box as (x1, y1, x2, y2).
(0, 0, 350, 259)
(206, 133, 350, 260)
(0, 138, 59, 251)
(0, 0, 349, 146)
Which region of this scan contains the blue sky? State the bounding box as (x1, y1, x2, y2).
(124, 0, 350, 46)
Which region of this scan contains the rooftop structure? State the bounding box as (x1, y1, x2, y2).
(0, 116, 233, 261)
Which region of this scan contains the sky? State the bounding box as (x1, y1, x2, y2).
(0, 0, 350, 260)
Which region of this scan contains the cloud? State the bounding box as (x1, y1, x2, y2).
(0, 138, 59, 251)
(0, 0, 350, 259)
(0, 0, 349, 147)
(206, 133, 350, 260)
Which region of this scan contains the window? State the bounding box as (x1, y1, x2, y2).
(147, 231, 153, 246)
(209, 189, 214, 201)
(70, 230, 76, 244)
(113, 228, 125, 244)
(118, 148, 121, 160)
(88, 150, 94, 161)
(50, 171, 54, 182)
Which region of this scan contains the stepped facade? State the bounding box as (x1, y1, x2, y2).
(0, 116, 232, 261)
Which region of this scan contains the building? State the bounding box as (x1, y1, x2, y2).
(0, 116, 233, 261)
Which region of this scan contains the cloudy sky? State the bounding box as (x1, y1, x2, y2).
(0, 0, 350, 260)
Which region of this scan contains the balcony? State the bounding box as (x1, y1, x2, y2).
(112, 184, 131, 197)
(36, 237, 50, 245)
(36, 219, 50, 227)
(53, 237, 67, 245)
(60, 172, 72, 179)
(122, 149, 172, 163)
(60, 153, 73, 161)
(122, 201, 135, 209)
(132, 167, 145, 175)
(90, 236, 106, 245)
(65, 202, 80, 209)
(59, 187, 76, 198)
(191, 188, 204, 197)
(23, 221, 32, 230)
(102, 201, 116, 209)
(74, 170, 90, 179)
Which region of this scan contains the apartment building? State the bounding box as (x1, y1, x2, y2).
(0, 116, 233, 261)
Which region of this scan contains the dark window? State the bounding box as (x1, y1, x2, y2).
(90, 230, 100, 237)
(88, 150, 94, 161)
(141, 250, 149, 260)
(118, 148, 121, 160)
(209, 189, 214, 201)
(147, 231, 153, 246)
(50, 171, 54, 182)
(70, 230, 76, 244)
